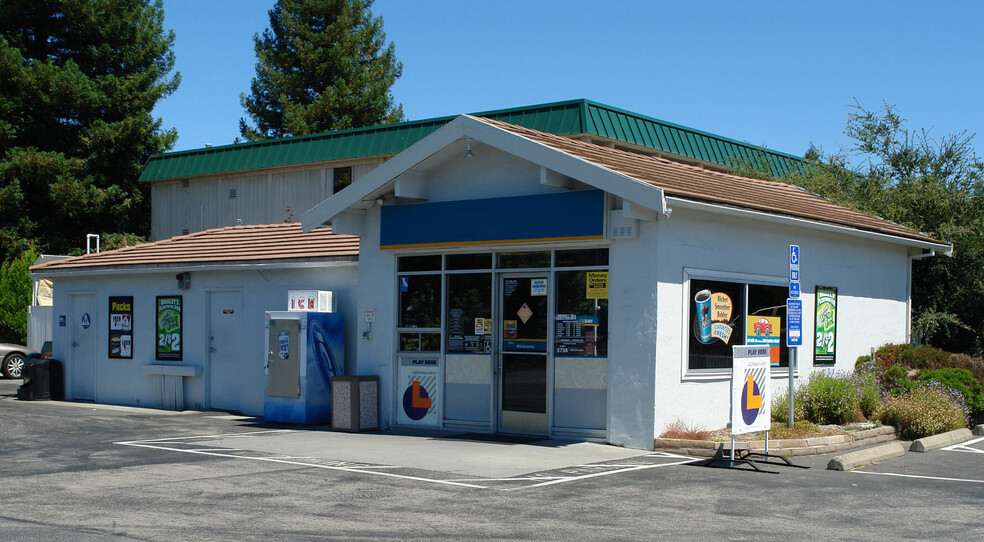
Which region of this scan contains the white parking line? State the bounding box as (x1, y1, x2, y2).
(941, 436, 984, 454)
(507, 456, 700, 490)
(116, 434, 696, 491)
(117, 440, 488, 489)
(852, 471, 984, 484)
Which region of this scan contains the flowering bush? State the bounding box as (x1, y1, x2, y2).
(852, 360, 883, 419)
(877, 382, 969, 440)
(771, 387, 806, 425)
(799, 371, 863, 425)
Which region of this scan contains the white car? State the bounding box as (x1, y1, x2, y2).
(1, 343, 38, 379)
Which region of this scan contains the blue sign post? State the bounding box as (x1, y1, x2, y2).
(786, 298, 802, 346)
(787, 244, 802, 428)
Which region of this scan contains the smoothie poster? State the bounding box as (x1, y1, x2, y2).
(814, 286, 837, 365)
(156, 296, 183, 361)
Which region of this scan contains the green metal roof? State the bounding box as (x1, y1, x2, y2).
(139, 99, 803, 183)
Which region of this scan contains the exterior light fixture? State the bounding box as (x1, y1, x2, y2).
(465, 139, 474, 158)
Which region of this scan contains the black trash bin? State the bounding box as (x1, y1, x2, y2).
(48, 359, 64, 400)
(17, 358, 50, 401)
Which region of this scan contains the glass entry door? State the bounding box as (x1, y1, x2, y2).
(498, 275, 549, 435)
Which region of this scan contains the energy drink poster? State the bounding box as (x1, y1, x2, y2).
(398, 358, 439, 426)
(156, 296, 182, 361)
(108, 296, 133, 359)
(814, 286, 837, 365)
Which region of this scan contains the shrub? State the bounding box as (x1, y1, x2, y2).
(877, 382, 969, 439)
(852, 362, 883, 419)
(771, 388, 805, 425)
(799, 371, 863, 425)
(659, 420, 711, 440)
(916, 368, 984, 414)
(945, 353, 984, 389)
(882, 365, 915, 395)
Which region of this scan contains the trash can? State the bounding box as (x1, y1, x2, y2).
(331, 376, 379, 432)
(17, 358, 50, 401)
(48, 359, 64, 400)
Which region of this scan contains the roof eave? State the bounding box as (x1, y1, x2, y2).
(665, 196, 953, 255)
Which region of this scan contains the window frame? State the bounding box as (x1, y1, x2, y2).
(682, 268, 798, 380)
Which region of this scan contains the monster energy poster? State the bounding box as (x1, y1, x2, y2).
(156, 296, 183, 361)
(814, 286, 837, 365)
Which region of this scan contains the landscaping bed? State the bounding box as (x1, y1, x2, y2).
(655, 422, 897, 458)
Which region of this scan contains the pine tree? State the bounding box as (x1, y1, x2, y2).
(0, 0, 179, 256)
(239, 0, 403, 140)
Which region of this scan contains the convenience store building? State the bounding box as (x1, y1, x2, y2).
(33, 101, 950, 449)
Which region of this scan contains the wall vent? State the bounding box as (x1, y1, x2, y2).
(181, 228, 189, 235)
(608, 210, 639, 239)
(181, 179, 189, 188)
(228, 188, 237, 199)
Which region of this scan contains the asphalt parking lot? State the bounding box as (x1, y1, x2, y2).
(1, 378, 981, 541)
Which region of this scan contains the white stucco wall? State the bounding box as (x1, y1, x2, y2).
(48, 264, 358, 416)
(650, 206, 912, 435)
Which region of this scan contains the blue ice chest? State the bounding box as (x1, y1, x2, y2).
(264, 311, 344, 424)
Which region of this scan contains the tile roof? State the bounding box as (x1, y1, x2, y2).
(31, 223, 359, 273)
(475, 116, 944, 246)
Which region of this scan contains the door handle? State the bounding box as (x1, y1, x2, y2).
(72, 342, 79, 347)
(209, 346, 217, 353)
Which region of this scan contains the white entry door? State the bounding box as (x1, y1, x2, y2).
(207, 290, 243, 411)
(70, 293, 96, 400)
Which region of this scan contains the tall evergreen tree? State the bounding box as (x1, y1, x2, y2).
(239, 0, 403, 140)
(0, 0, 178, 257)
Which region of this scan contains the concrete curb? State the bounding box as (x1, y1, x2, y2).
(974, 425, 983, 436)
(827, 442, 905, 471)
(910, 428, 973, 452)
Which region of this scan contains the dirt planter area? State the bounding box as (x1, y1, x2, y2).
(654, 425, 898, 458)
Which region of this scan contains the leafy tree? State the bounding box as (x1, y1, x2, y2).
(0, 246, 37, 343)
(239, 0, 403, 140)
(738, 103, 984, 355)
(0, 0, 179, 258)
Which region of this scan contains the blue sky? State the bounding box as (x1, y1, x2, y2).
(156, 0, 984, 162)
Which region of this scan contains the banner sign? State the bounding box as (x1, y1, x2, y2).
(814, 286, 838, 365)
(156, 296, 183, 361)
(108, 296, 133, 359)
(397, 358, 440, 426)
(732, 345, 771, 435)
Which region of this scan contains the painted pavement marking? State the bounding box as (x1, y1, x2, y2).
(940, 435, 984, 454)
(852, 471, 984, 484)
(116, 432, 696, 491)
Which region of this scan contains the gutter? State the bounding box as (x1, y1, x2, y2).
(29, 259, 358, 280)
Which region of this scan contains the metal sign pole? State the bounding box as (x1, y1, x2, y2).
(788, 346, 795, 428)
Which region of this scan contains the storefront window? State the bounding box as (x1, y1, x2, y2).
(688, 278, 788, 370)
(398, 273, 441, 352)
(398, 255, 441, 272)
(555, 271, 608, 357)
(497, 251, 550, 269)
(446, 273, 492, 353)
(446, 253, 492, 270)
(556, 249, 609, 267)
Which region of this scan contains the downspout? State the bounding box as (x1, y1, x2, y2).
(906, 248, 944, 344)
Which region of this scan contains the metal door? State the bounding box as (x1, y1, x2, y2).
(267, 318, 300, 397)
(207, 290, 243, 411)
(70, 293, 96, 400)
(497, 275, 549, 435)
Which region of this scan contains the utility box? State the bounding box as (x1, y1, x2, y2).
(264, 311, 344, 424)
(332, 376, 380, 432)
